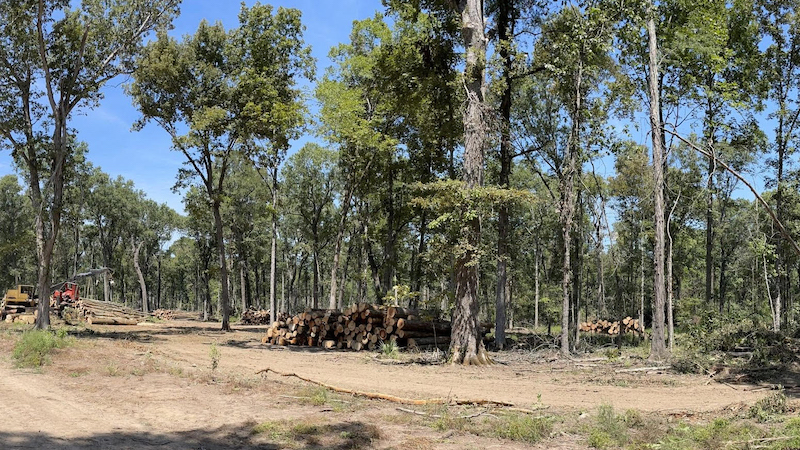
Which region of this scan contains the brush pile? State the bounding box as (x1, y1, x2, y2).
(580, 317, 645, 336)
(262, 303, 467, 351)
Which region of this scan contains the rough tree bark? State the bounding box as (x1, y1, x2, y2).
(450, 0, 492, 365)
(212, 200, 231, 331)
(559, 60, 582, 355)
(647, 3, 668, 359)
(133, 240, 148, 314)
(270, 166, 278, 326)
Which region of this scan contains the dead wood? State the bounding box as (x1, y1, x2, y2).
(614, 366, 671, 373)
(257, 367, 514, 407)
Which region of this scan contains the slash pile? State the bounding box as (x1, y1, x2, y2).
(579, 317, 645, 336)
(262, 303, 463, 351)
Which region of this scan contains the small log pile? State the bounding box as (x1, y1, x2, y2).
(239, 308, 283, 325)
(60, 298, 151, 325)
(580, 317, 644, 336)
(153, 309, 175, 320)
(262, 303, 462, 351)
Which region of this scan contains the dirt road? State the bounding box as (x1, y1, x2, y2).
(0, 320, 770, 449)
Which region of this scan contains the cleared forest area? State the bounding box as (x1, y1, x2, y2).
(2, 318, 799, 449)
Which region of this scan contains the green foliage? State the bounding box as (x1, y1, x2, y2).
(587, 404, 628, 449)
(749, 391, 788, 423)
(382, 285, 419, 305)
(379, 339, 400, 359)
(12, 329, 71, 368)
(209, 343, 221, 371)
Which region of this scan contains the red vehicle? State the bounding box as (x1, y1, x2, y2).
(53, 282, 80, 303)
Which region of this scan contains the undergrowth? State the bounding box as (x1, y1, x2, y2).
(578, 403, 800, 450)
(251, 419, 380, 449)
(12, 328, 71, 368)
(420, 404, 552, 444)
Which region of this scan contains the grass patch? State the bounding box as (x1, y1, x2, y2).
(417, 404, 551, 444)
(294, 386, 352, 412)
(491, 413, 552, 443)
(12, 328, 71, 368)
(252, 419, 380, 449)
(587, 404, 629, 449)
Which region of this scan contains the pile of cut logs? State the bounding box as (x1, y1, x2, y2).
(153, 309, 203, 320)
(153, 309, 175, 320)
(580, 317, 644, 335)
(240, 308, 272, 325)
(59, 298, 151, 325)
(262, 303, 463, 351)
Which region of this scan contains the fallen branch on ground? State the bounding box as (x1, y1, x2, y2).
(257, 367, 514, 407)
(396, 407, 496, 419)
(614, 366, 671, 373)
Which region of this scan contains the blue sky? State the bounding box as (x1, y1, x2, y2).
(0, 0, 385, 214)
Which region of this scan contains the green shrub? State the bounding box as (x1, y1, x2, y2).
(588, 404, 628, 449)
(749, 391, 788, 423)
(12, 329, 70, 368)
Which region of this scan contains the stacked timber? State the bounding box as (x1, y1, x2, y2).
(153, 309, 176, 320)
(60, 297, 151, 325)
(262, 303, 464, 351)
(240, 308, 286, 325)
(579, 317, 644, 336)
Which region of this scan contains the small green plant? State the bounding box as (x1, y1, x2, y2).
(105, 362, 120, 376)
(12, 329, 70, 368)
(379, 340, 400, 359)
(603, 347, 621, 361)
(209, 342, 221, 371)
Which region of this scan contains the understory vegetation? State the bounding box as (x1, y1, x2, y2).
(11, 328, 72, 368)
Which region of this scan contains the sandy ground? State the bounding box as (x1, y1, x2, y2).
(0, 320, 774, 449)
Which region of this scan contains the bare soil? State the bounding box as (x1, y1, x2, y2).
(0, 320, 779, 449)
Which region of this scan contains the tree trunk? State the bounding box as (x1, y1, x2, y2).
(450, 0, 491, 365)
(647, 6, 668, 359)
(534, 242, 540, 329)
(559, 60, 582, 355)
(270, 166, 278, 325)
(329, 185, 353, 309)
(157, 253, 162, 309)
(240, 262, 247, 312)
(494, 0, 514, 350)
(212, 202, 231, 330)
(133, 240, 148, 314)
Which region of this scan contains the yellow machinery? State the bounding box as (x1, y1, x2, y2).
(1, 285, 37, 319)
(3, 285, 36, 306)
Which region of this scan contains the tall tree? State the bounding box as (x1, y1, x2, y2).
(448, 0, 492, 365)
(0, 0, 179, 328)
(129, 3, 313, 330)
(647, 0, 668, 359)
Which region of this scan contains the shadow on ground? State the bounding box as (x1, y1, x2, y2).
(0, 420, 381, 450)
(60, 323, 268, 344)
